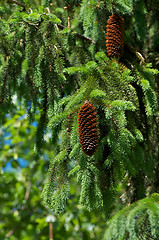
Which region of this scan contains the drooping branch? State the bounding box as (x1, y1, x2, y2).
(0, 64, 9, 105)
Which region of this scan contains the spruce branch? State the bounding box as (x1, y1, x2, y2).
(58, 24, 95, 44)
(6, 1, 95, 44)
(0, 63, 9, 105)
(7, 0, 26, 8)
(65, 113, 71, 150)
(36, 85, 48, 150)
(5, 2, 95, 44)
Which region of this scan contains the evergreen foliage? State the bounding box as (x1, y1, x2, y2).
(103, 193, 159, 240)
(0, 0, 159, 233)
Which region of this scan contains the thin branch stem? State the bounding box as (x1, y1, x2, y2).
(7, 0, 26, 8)
(58, 24, 95, 44)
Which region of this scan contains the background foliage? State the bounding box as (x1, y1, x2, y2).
(0, 0, 159, 239)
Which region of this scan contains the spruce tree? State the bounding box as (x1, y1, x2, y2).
(0, 0, 159, 237)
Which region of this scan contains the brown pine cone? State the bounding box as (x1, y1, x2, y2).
(106, 13, 124, 59)
(78, 101, 98, 156)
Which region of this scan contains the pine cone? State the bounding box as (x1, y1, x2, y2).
(78, 101, 98, 156)
(106, 13, 124, 59)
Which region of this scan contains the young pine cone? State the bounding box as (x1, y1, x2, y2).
(78, 101, 98, 156)
(106, 13, 124, 59)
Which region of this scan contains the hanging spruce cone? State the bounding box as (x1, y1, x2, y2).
(78, 101, 98, 156)
(106, 13, 124, 59)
